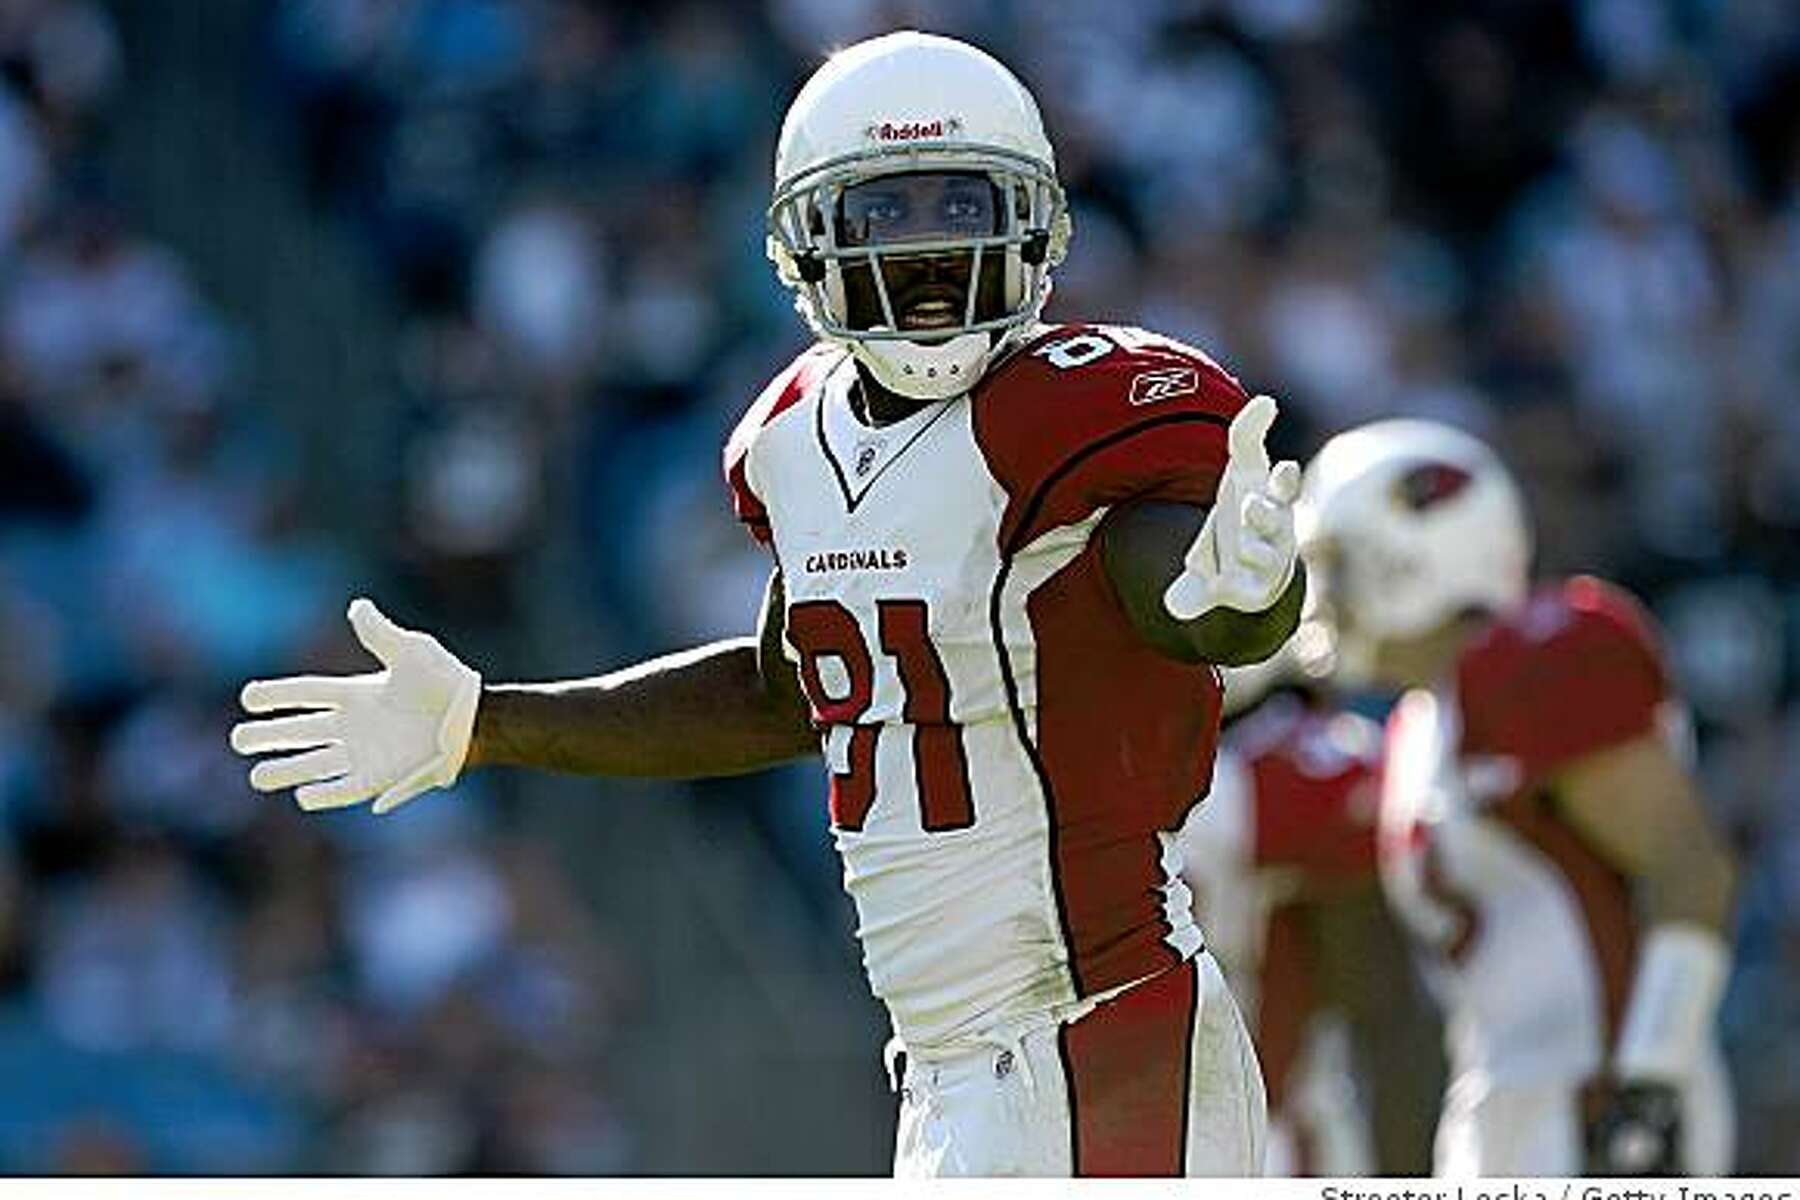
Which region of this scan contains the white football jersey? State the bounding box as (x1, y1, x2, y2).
(725, 324, 1247, 1047)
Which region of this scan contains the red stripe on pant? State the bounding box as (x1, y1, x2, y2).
(1057, 957, 1199, 1176)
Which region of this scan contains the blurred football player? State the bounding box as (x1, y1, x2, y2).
(230, 32, 1306, 1176)
(1179, 661, 1444, 1176)
(1297, 420, 1736, 1176)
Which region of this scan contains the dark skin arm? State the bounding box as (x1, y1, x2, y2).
(467, 500, 1289, 778)
(1100, 500, 1305, 666)
(467, 569, 819, 777)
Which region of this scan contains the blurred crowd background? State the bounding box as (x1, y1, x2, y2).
(0, 0, 1798, 1175)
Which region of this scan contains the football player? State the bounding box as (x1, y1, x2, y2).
(1180, 664, 1443, 1176)
(230, 32, 1305, 1177)
(1297, 420, 1737, 1176)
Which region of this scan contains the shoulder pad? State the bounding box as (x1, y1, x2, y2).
(1458, 575, 1670, 785)
(1244, 703, 1382, 882)
(723, 344, 842, 543)
(973, 324, 1250, 550)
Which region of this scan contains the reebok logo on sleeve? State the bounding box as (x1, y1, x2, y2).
(1128, 367, 1199, 406)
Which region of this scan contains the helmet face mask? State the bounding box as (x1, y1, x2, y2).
(831, 170, 1012, 339)
(836, 247, 1009, 341)
(1296, 531, 1443, 688)
(769, 149, 1062, 344)
(766, 33, 1071, 401)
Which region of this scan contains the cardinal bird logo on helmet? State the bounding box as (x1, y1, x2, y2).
(1394, 462, 1474, 512)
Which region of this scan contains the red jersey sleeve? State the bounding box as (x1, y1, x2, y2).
(722, 344, 838, 546)
(1457, 576, 1670, 788)
(971, 324, 1249, 551)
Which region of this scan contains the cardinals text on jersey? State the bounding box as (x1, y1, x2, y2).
(724, 323, 1246, 1051)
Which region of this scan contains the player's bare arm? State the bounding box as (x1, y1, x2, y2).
(1100, 501, 1305, 666)
(232, 570, 817, 815)
(1550, 733, 1736, 934)
(1551, 732, 1737, 1172)
(471, 569, 817, 778)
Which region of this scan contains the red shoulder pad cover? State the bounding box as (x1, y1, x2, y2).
(1236, 701, 1382, 885)
(723, 345, 837, 545)
(1457, 576, 1670, 787)
(972, 324, 1249, 551)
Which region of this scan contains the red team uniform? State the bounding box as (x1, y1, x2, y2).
(1380, 576, 1733, 1174)
(1181, 693, 1385, 1175)
(725, 324, 1267, 1176)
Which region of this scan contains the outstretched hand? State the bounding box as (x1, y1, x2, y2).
(230, 598, 481, 814)
(1163, 394, 1301, 621)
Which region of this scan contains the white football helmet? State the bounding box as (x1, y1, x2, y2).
(766, 31, 1071, 400)
(1296, 420, 1531, 679)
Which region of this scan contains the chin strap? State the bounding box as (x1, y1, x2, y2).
(850, 331, 990, 400)
(1615, 923, 1731, 1082)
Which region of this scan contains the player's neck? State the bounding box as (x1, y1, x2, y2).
(851, 366, 940, 428)
(1373, 614, 1485, 689)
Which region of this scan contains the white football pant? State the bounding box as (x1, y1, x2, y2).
(890, 952, 1267, 1177)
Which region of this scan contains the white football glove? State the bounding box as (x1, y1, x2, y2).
(230, 598, 481, 814)
(1163, 393, 1301, 621)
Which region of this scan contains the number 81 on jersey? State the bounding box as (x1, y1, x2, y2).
(787, 598, 976, 833)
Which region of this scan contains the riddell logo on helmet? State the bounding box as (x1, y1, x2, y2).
(868, 118, 962, 143)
